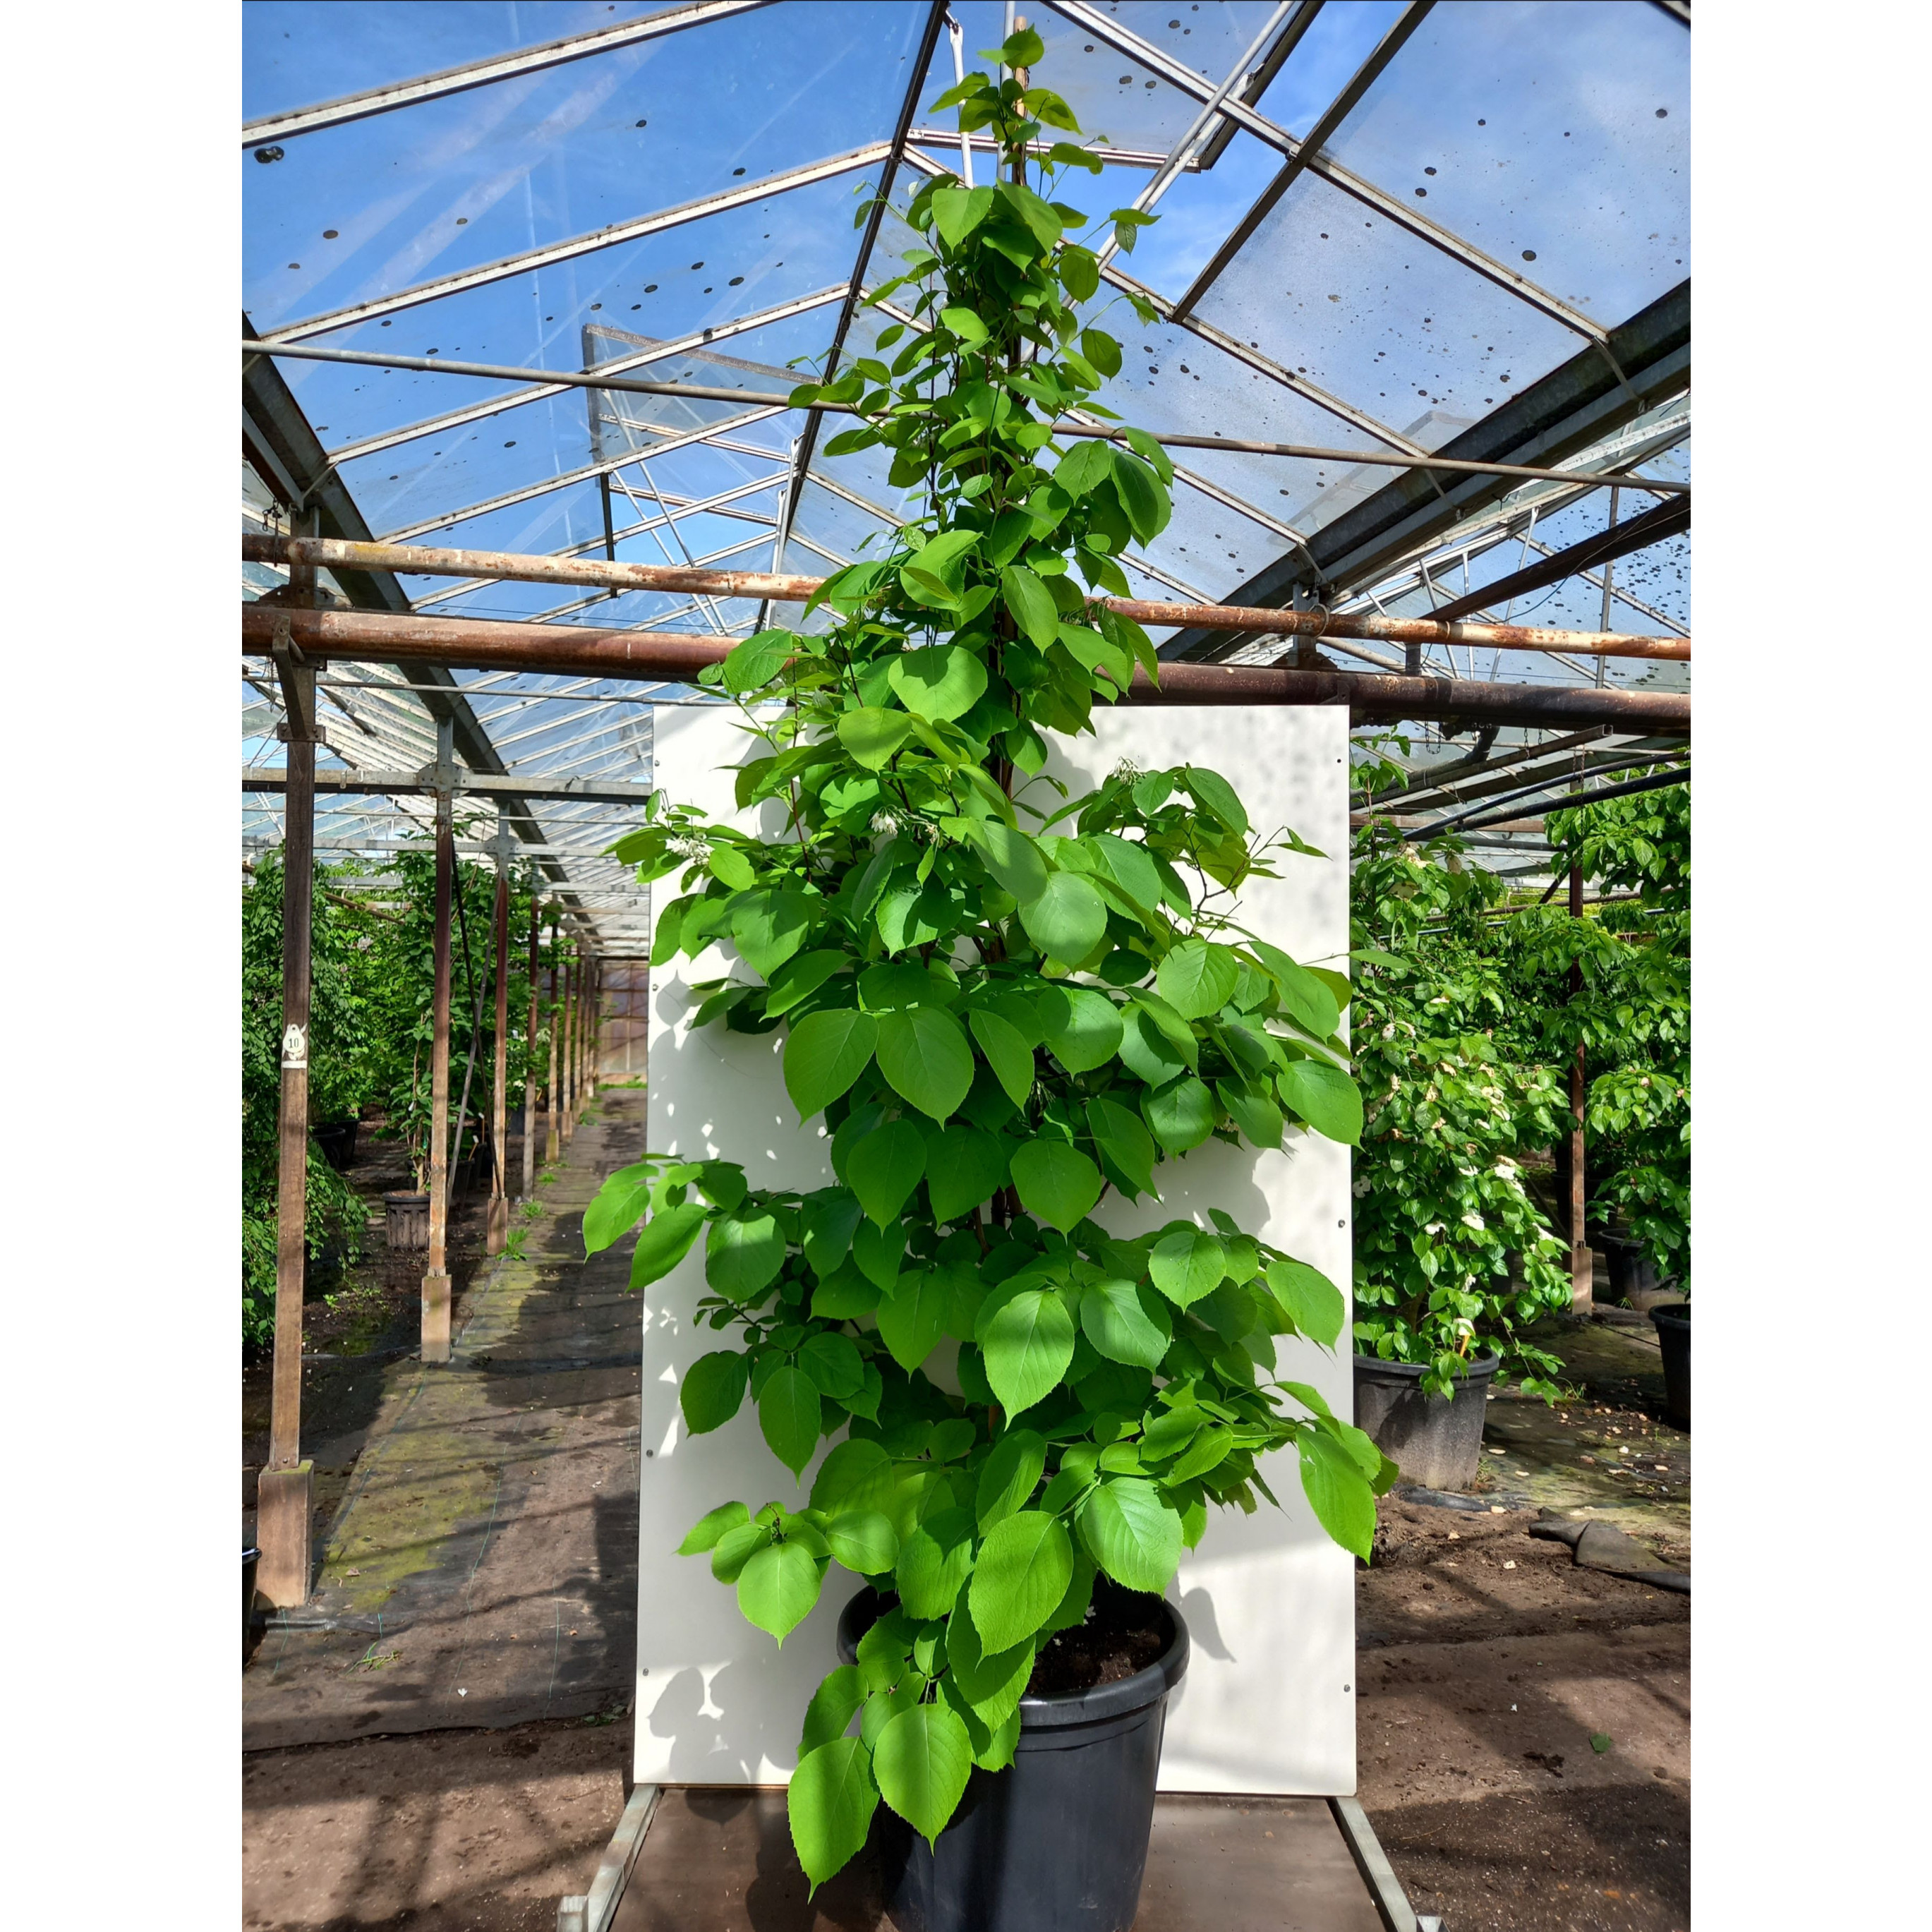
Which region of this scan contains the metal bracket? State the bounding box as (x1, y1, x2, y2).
(269, 615, 330, 747)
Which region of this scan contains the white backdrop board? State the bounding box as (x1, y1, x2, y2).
(633, 703, 1356, 1794)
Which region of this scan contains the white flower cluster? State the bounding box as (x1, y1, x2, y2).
(667, 833, 712, 863)
(1111, 757, 1145, 784)
(869, 811, 902, 837)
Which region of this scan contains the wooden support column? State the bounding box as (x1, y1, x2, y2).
(421, 718, 457, 1362)
(545, 908, 561, 1164)
(486, 828, 512, 1255)
(585, 955, 600, 1098)
(560, 953, 576, 1145)
(258, 560, 324, 1610)
(1568, 858, 1592, 1314)
(522, 878, 538, 1200)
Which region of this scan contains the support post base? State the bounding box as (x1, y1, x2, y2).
(422, 1267, 452, 1362)
(486, 1196, 509, 1253)
(255, 1462, 314, 1608)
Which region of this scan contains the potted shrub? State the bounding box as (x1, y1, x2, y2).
(584, 34, 1394, 1926)
(1347, 818, 1574, 1489)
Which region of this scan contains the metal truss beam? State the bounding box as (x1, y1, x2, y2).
(329, 285, 845, 466)
(243, 0, 775, 146)
(260, 143, 893, 343)
(243, 770, 657, 804)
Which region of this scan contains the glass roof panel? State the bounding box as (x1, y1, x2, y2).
(1320, 1, 1690, 324)
(1191, 165, 1586, 451)
(242, 4, 924, 332)
(243, 1, 683, 122)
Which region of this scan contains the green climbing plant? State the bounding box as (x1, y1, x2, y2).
(584, 32, 1394, 1890)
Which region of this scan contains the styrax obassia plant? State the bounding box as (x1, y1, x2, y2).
(586, 29, 1396, 1890)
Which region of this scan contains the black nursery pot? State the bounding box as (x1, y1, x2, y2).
(1353, 1353, 1502, 1492)
(1595, 1228, 1660, 1302)
(835, 1584, 1190, 1932)
(1650, 1303, 1689, 1428)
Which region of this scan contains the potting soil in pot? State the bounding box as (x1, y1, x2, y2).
(1029, 1585, 1169, 1694)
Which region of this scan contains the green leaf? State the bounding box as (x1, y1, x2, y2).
(1019, 871, 1107, 963)
(802, 1188, 865, 1277)
(1157, 940, 1241, 1020)
(721, 627, 796, 695)
(1008, 1141, 1102, 1233)
(838, 707, 916, 771)
(968, 1007, 1037, 1107)
(1264, 1257, 1346, 1348)
(940, 303, 989, 345)
(974, 1428, 1047, 1530)
(784, 1008, 879, 1118)
(1038, 986, 1123, 1073)
(737, 1539, 824, 1643)
(1142, 1075, 1216, 1154)
(757, 1364, 824, 1480)
(876, 1006, 975, 1121)
(789, 1736, 879, 1891)
(1080, 326, 1121, 376)
(1278, 1060, 1363, 1145)
(798, 1330, 865, 1400)
(630, 1201, 709, 1289)
(1078, 1479, 1183, 1593)
(766, 948, 847, 1018)
(876, 1269, 951, 1373)
(924, 1125, 1010, 1224)
(874, 1703, 974, 1848)
(851, 1217, 907, 1288)
(811, 1437, 895, 1515)
(1122, 425, 1173, 485)
(1117, 1005, 1186, 1085)
(1181, 764, 1247, 835)
(677, 1499, 750, 1555)
(931, 184, 996, 248)
(1149, 1228, 1228, 1309)
(1001, 564, 1061, 650)
(1085, 1097, 1157, 1197)
(941, 1609, 1034, 1729)
(584, 1164, 653, 1254)
(1108, 447, 1170, 542)
(1080, 1279, 1171, 1370)
(888, 645, 988, 723)
(1089, 833, 1162, 911)
(962, 819, 1049, 903)
(980, 1287, 1076, 1415)
(826, 1511, 900, 1576)
(968, 1510, 1073, 1653)
(894, 1506, 975, 1619)
(997, 23, 1045, 68)
(706, 1208, 786, 1298)
(681, 1350, 752, 1434)
(1298, 1429, 1375, 1562)
(732, 889, 814, 979)
(711, 1519, 772, 1583)
(1216, 1077, 1284, 1150)
(846, 1118, 929, 1226)
(800, 1666, 869, 1753)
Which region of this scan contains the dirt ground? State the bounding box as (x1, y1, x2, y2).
(244, 1293, 1687, 1931)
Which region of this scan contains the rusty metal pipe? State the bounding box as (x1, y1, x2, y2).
(241, 603, 1688, 731)
(243, 536, 1688, 660)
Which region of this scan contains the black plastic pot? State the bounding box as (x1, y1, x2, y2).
(1651, 1304, 1689, 1428)
(313, 1118, 359, 1173)
(385, 1191, 430, 1250)
(243, 1547, 260, 1656)
(835, 1585, 1189, 1932)
(1595, 1229, 1660, 1303)
(1353, 1353, 1502, 1492)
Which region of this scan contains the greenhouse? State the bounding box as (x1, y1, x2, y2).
(239, 5, 1692, 1929)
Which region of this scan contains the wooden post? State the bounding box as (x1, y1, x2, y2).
(585, 955, 600, 1098)
(523, 878, 538, 1200)
(421, 718, 456, 1363)
(258, 543, 323, 1609)
(560, 953, 576, 1145)
(486, 830, 511, 1255)
(545, 908, 561, 1164)
(1568, 858, 1592, 1314)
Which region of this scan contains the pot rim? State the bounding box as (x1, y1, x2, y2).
(1352, 1352, 1501, 1382)
(836, 1586, 1190, 1731)
(1649, 1303, 1690, 1328)
(384, 1191, 431, 1206)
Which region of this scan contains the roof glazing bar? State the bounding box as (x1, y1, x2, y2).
(260, 143, 893, 343)
(243, 0, 775, 145)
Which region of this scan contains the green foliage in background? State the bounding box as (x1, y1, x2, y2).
(583, 35, 1393, 1888)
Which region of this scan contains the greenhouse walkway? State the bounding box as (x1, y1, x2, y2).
(244, 1089, 646, 1752)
